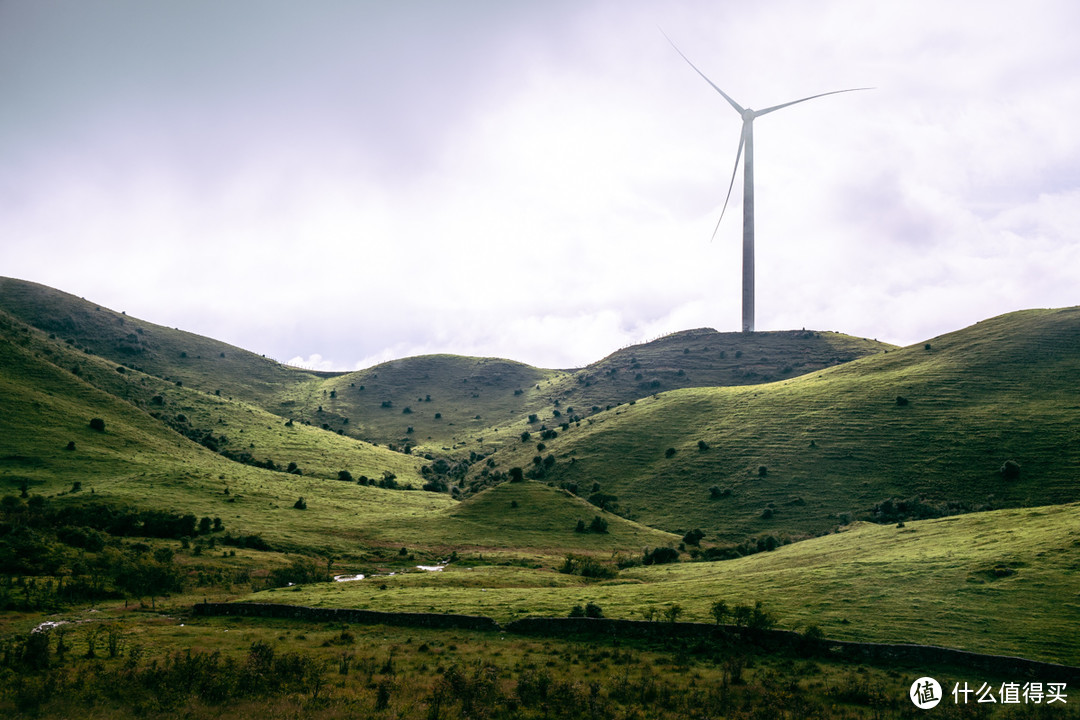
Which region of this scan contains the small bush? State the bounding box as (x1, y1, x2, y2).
(682, 528, 704, 546)
(293, 497, 307, 510)
(665, 447, 676, 458)
(697, 440, 709, 451)
(1000, 459, 1021, 480)
(89, 418, 106, 432)
(895, 395, 909, 406)
(643, 547, 680, 565)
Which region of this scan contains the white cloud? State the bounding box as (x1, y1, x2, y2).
(2, 0, 1078, 369)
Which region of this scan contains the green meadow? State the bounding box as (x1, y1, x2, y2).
(2, 276, 1079, 717)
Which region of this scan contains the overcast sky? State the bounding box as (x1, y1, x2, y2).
(2, 0, 1078, 370)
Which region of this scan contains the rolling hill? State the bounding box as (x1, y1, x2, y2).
(474, 307, 1080, 540)
(0, 277, 893, 453)
(3, 275, 1079, 556)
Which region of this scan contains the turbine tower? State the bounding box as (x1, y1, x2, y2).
(666, 36, 870, 332)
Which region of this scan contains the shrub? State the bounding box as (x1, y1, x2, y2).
(89, 418, 106, 432)
(663, 603, 683, 623)
(758, 465, 768, 477)
(665, 447, 676, 458)
(588, 515, 608, 533)
(520, 431, 530, 442)
(682, 528, 704, 546)
(268, 556, 324, 586)
(1000, 459, 1021, 480)
(710, 600, 729, 625)
(509, 467, 524, 483)
(286, 462, 302, 475)
(587, 492, 618, 511)
(584, 602, 604, 618)
(338, 470, 353, 482)
(697, 440, 709, 451)
(643, 547, 679, 565)
(896, 395, 909, 406)
(293, 497, 307, 510)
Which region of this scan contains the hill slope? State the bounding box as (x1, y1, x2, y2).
(0, 276, 323, 406)
(0, 278, 892, 453)
(272, 501, 1080, 664)
(477, 307, 1080, 539)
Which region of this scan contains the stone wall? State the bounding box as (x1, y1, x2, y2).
(191, 602, 500, 632)
(191, 603, 1080, 683)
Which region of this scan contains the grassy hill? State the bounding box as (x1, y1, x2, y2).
(0, 308, 671, 558)
(364, 480, 678, 552)
(287, 329, 893, 452)
(475, 307, 1080, 540)
(0, 277, 324, 407)
(291, 355, 568, 453)
(0, 310, 462, 553)
(268, 501, 1080, 665)
(1, 280, 893, 454)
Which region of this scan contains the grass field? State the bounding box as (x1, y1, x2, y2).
(251, 502, 1080, 665)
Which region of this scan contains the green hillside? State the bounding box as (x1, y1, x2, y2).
(269, 501, 1080, 665)
(0, 308, 668, 558)
(0, 312, 463, 553)
(364, 480, 678, 551)
(291, 329, 892, 452)
(292, 355, 568, 453)
(0, 277, 323, 406)
(545, 327, 892, 411)
(475, 307, 1080, 540)
(0, 277, 892, 457)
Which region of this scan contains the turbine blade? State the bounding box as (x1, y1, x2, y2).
(712, 126, 746, 241)
(754, 87, 874, 117)
(660, 28, 745, 115)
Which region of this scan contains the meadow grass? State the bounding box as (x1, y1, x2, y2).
(482, 307, 1080, 539)
(254, 503, 1080, 665)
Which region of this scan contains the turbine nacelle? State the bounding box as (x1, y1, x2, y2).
(742, 108, 755, 122)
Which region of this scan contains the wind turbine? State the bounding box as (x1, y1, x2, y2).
(665, 35, 870, 332)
